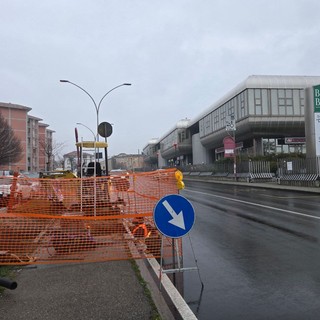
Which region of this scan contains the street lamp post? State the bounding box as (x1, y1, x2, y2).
(60, 80, 131, 176)
(60, 80, 131, 141)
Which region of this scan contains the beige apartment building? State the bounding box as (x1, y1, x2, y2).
(0, 102, 54, 173)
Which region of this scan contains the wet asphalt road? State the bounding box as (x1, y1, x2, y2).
(180, 181, 320, 320)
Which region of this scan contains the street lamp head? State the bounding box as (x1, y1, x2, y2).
(123, 83, 132, 86)
(76, 122, 96, 140)
(60, 80, 70, 83)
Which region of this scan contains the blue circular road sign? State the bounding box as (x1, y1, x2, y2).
(153, 194, 195, 238)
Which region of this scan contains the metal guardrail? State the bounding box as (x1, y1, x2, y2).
(181, 157, 320, 175)
(180, 157, 320, 186)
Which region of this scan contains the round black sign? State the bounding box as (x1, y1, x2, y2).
(98, 122, 113, 138)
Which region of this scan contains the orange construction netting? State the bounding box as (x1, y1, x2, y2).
(0, 169, 183, 265)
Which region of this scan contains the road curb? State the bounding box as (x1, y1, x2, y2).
(136, 258, 197, 320)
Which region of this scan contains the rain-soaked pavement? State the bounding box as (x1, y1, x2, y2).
(180, 181, 320, 320)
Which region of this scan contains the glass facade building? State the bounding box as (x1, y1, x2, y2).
(143, 75, 320, 167)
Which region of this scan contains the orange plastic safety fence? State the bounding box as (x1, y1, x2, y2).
(0, 169, 182, 265)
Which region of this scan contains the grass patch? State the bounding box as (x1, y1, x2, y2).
(130, 259, 162, 320)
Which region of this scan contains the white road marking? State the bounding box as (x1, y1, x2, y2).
(183, 189, 320, 221)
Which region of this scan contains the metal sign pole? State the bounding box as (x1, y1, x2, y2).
(154, 194, 198, 288)
(159, 235, 164, 290)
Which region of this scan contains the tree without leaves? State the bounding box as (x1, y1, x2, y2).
(54, 155, 65, 169)
(38, 137, 65, 171)
(0, 112, 22, 165)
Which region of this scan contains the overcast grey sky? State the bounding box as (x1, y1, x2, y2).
(1, 0, 320, 157)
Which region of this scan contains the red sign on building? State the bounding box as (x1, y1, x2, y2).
(223, 136, 235, 158)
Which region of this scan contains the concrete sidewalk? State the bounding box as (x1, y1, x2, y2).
(0, 258, 196, 320)
(0, 261, 165, 320)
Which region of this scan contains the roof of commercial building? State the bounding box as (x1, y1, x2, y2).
(189, 74, 320, 126)
(143, 118, 191, 150)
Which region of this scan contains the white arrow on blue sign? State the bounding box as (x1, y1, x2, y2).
(153, 194, 195, 238)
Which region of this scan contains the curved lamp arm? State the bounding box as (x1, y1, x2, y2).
(76, 122, 96, 141)
(60, 80, 98, 112)
(97, 83, 131, 113)
(61, 80, 131, 140)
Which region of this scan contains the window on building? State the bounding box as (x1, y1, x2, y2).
(293, 89, 301, 115)
(253, 89, 269, 115)
(199, 119, 205, 137)
(255, 89, 262, 115)
(248, 89, 255, 115)
(204, 114, 212, 135)
(220, 105, 226, 127)
(228, 100, 235, 119)
(261, 89, 269, 114)
(300, 89, 305, 115)
(263, 138, 276, 154)
(240, 91, 247, 118)
(271, 89, 278, 115)
(213, 110, 219, 131)
(272, 89, 297, 116)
